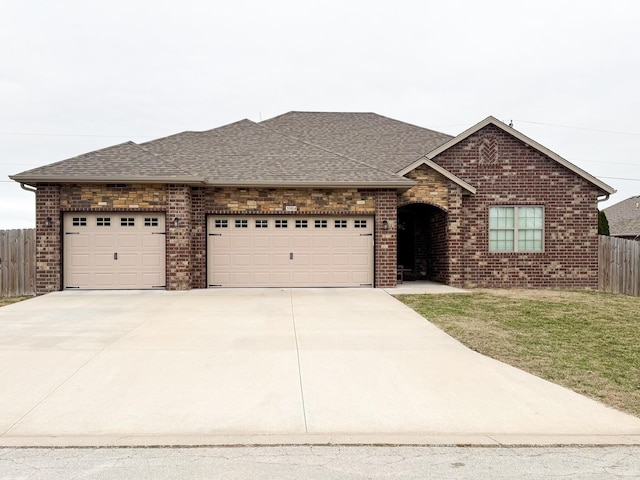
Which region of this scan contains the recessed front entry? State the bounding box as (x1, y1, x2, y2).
(207, 215, 374, 287)
(63, 213, 166, 289)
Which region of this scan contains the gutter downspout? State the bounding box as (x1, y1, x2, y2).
(597, 194, 610, 204)
(20, 183, 37, 193)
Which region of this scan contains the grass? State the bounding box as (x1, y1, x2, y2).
(0, 296, 30, 307)
(399, 289, 640, 417)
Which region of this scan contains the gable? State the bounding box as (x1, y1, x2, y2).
(418, 116, 614, 195)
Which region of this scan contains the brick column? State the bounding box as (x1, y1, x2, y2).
(35, 184, 61, 294)
(446, 186, 464, 287)
(167, 184, 191, 290)
(375, 189, 398, 287)
(190, 187, 206, 288)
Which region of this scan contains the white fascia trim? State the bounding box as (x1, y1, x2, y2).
(397, 158, 476, 194)
(425, 116, 615, 195)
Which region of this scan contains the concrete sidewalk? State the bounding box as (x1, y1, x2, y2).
(0, 288, 639, 447)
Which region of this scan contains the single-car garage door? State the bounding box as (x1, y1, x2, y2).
(207, 215, 374, 287)
(63, 213, 166, 289)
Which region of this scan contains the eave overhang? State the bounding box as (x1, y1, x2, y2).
(397, 158, 477, 194)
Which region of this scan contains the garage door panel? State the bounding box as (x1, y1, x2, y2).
(234, 236, 252, 248)
(253, 254, 271, 266)
(68, 253, 91, 267)
(331, 237, 350, 247)
(272, 236, 292, 248)
(93, 253, 114, 267)
(233, 254, 251, 266)
(66, 235, 90, 248)
(64, 213, 166, 290)
(207, 215, 373, 287)
(211, 254, 231, 266)
(253, 237, 271, 248)
(142, 253, 164, 267)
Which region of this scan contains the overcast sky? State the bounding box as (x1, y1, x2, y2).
(2, 0, 639, 228)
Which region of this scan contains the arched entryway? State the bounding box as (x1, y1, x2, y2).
(397, 203, 448, 282)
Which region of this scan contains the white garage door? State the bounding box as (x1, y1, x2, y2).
(207, 215, 374, 287)
(63, 213, 166, 289)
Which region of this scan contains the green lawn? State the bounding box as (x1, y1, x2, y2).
(399, 289, 640, 417)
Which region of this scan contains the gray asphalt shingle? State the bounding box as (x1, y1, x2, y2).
(260, 112, 453, 172)
(603, 196, 640, 237)
(10, 112, 451, 186)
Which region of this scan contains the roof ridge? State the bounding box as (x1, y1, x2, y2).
(257, 122, 408, 181)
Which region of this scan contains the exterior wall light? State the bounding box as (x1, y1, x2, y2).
(173, 217, 180, 227)
(46, 217, 52, 227)
(382, 220, 389, 230)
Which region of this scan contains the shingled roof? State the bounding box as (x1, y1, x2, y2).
(260, 112, 453, 173)
(11, 118, 413, 188)
(140, 119, 411, 186)
(603, 196, 640, 237)
(10, 141, 202, 184)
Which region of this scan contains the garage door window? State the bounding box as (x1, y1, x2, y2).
(144, 217, 159, 227)
(335, 219, 347, 228)
(354, 219, 367, 228)
(295, 220, 308, 228)
(255, 219, 268, 228)
(235, 219, 248, 228)
(121, 217, 135, 227)
(215, 219, 228, 228)
(72, 217, 87, 227)
(96, 217, 111, 227)
(315, 220, 327, 228)
(275, 220, 288, 228)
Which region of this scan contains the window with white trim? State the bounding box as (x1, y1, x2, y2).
(489, 206, 543, 252)
(255, 219, 268, 228)
(235, 219, 248, 228)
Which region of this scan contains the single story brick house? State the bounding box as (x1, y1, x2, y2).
(10, 112, 614, 294)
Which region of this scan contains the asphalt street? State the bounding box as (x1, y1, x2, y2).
(1, 446, 639, 479)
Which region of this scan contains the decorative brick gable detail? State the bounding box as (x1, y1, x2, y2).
(35, 185, 61, 294)
(167, 185, 192, 290)
(434, 124, 600, 288)
(375, 190, 398, 287)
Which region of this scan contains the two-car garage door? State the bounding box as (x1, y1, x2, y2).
(63, 213, 166, 289)
(207, 215, 374, 287)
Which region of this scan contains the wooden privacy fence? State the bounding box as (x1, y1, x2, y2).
(599, 235, 640, 297)
(0, 229, 36, 297)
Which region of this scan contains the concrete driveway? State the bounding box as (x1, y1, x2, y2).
(1, 288, 639, 446)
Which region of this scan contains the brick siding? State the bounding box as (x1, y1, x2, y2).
(35, 185, 61, 294)
(434, 124, 600, 288)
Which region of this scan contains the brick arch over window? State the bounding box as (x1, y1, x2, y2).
(397, 202, 449, 282)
